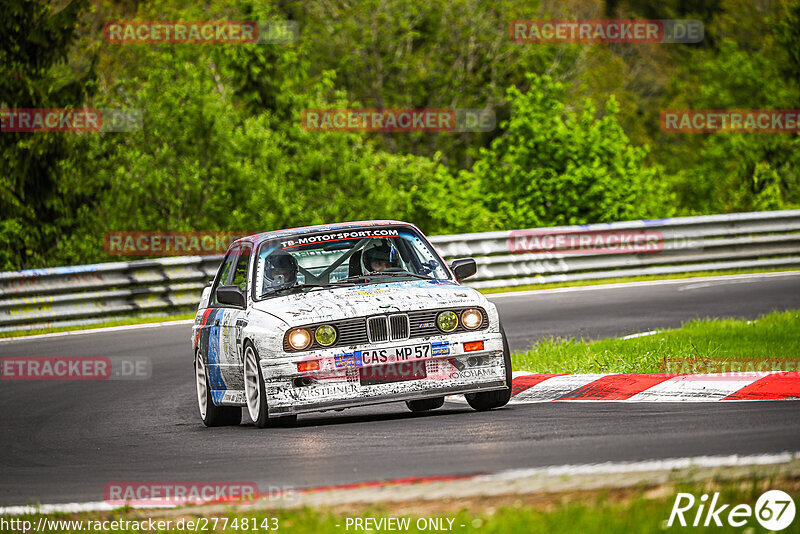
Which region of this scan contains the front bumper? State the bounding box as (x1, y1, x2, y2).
(262, 332, 507, 416)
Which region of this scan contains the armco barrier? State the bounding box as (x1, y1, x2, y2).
(1, 210, 799, 332)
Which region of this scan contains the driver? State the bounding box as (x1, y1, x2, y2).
(264, 250, 298, 289)
(361, 240, 400, 273)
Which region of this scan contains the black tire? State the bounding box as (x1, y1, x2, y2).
(195, 352, 241, 427)
(465, 324, 513, 411)
(406, 396, 445, 412)
(244, 342, 297, 429)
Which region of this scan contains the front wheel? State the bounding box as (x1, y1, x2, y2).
(196, 352, 241, 427)
(465, 325, 513, 411)
(244, 343, 297, 428)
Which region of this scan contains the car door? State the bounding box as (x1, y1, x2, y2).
(217, 243, 252, 393)
(197, 248, 237, 401)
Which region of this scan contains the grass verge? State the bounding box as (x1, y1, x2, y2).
(512, 309, 800, 374)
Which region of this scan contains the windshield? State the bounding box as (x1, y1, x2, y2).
(253, 227, 451, 299)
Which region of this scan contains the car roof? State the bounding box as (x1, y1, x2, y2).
(230, 220, 418, 248)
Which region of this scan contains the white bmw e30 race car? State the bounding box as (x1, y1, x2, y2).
(192, 220, 512, 427)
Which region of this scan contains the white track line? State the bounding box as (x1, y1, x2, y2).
(0, 319, 194, 344)
(480, 452, 799, 481)
(486, 271, 800, 299)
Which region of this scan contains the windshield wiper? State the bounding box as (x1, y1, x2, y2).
(262, 282, 354, 297)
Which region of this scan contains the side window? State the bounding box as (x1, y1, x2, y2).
(231, 245, 252, 292)
(210, 248, 238, 307)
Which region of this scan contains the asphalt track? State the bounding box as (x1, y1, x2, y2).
(1, 273, 800, 506)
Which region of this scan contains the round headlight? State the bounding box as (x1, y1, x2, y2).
(436, 311, 459, 332)
(461, 308, 483, 330)
(288, 328, 312, 350)
(315, 325, 337, 346)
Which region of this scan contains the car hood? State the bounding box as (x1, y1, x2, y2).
(250, 279, 486, 325)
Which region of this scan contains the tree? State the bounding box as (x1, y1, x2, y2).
(468, 74, 672, 229)
(0, 0, 94, 269)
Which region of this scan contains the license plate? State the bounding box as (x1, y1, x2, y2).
(359, 343, 431, 366)
(359, 360, 428, 386)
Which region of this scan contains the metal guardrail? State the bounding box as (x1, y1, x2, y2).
(1, 210, 799, 332)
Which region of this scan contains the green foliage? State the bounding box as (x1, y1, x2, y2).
(3, 0, 799, 270)
(468, 74, 672, 228)
(0, 0, 95, 269)
(660, 0, 800, 214)
(51, 38, 491, 266)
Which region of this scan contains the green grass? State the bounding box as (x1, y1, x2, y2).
(5, 477, 798, 533)
(512, 309, 800, 374)
(478, 267, 799, 294)
(0, 312, 196, 339)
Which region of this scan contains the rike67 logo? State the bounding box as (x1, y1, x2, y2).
(667, 490, 796, 530)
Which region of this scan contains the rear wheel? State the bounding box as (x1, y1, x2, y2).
(195, 352, 241, 427)
(244, 343, 297, 428)
(465, 325, 512, 411)
(406, 397, 445, 412)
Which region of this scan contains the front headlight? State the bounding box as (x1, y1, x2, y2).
(436, 311, 459, 332)
(288, 328, 312, 350)
(315, 325, 337, 346)
(461, 308, 483, 330)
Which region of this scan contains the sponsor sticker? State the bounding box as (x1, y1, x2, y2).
(334, 353, 356, 368)
(431, 341, 450, 357)
(280, 229, 400, 248)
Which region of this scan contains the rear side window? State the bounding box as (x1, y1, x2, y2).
(231, 245, 252, 291)
(210, 248, 238, 307)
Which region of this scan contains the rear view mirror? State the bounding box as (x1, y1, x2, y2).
(216, 285, 246, 308)
(450, 258, 477, 282)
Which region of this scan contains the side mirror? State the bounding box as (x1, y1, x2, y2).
(216, 285, 246, 308)
(450, 258, 477, 282)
